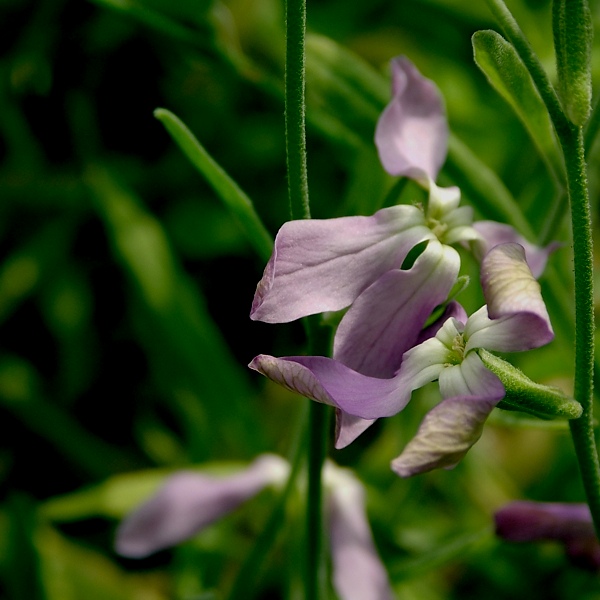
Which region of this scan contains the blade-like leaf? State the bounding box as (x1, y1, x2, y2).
(154, 108, 273, 262)
(472, 30, 564, 184)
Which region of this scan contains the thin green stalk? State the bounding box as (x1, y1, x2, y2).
(561, 125, 600, 538)
(285, 0, 310, 221)
(285, 1, 329, 597)
(484, 0, 570, 136)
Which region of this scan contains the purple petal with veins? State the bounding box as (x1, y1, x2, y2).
(250, 205, 431, 323)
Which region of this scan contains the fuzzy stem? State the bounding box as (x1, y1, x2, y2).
(285, 0, 310, 221)
(285, 0, 329, 596)
(484, 0, 570, 135)
(561, 125, 600, 538)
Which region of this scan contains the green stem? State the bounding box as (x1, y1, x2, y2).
(484, 0, 570, 135)
(285, 0, 310, 220)
(560, 125, 600, 538)
(285, 1, 329, 596)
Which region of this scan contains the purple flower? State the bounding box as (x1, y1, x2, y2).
(115, 456, 395, 599)
(115, 454, 289, 558)
(495, 501, 600, 570)
(375, 56, 448, 181)
(250, 243, 554, 472)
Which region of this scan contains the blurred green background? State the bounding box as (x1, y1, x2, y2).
(2, 0, 600, 597)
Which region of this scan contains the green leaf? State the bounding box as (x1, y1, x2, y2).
(472, 30, 564, 183)
(154, 108, 273, 262)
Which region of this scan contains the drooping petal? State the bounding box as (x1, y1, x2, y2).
(334, 411, 377, 450)
(326, 463, 394, 600)
(375, 56, 448, 180)
(466, 243, 554, 352)
(495, 501, 600, 570)
(472, 221, 560, 278)
(249, 354, 412, 420)
(250, 205, 432, 323)
(115, 455, 289, 558)
(391, 395, 500, 476)
(392, 353, 505, 476)
(334, 240, 460, 378)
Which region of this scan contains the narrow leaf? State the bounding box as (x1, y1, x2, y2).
(154, 108, 273, 262)
(472, 30, 564, 183)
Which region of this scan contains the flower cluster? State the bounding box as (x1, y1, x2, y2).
(250, 56, 558, 474)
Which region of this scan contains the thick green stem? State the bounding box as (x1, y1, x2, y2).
(285, 0, 310, 220)
(561, 126, 600, 538)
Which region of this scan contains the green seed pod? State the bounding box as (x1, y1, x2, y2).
(554, 0, 593, 126)
(478, 349, 582, 420)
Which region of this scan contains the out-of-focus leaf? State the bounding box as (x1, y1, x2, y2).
(446, 135, 534, 238)
(154, 108, 273, 262)
(0, 356, 137, 477)
(5, 495, 45, 600)
(35, 524, 167, 600)
(85, 165, 260, 456)
(0, 220, 75, 324)
(40, 461, 249, 521)
(472, 30, 564, 184)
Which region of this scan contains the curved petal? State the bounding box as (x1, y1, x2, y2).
(249, 354, 412, 419)
(390, 394, 500, 477)
(466, 243, 554, 352)
(326, 464, 394, 600)
(250, 205, 431, 323)
(375, 56, 448, 180)
(115, 455, 289, 558)
(472, 221, 560, 278)
(334, 411, 377, 450)
(334, 241, 460, 378)
(391, 354, 504, 476)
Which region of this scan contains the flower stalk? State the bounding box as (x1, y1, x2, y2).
(285, 0, 329, 597)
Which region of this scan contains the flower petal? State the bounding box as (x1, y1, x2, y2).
(334, 411, 377, 450)
(472, 221, 560, 278)
(392, 353, 504, 476)
(115, 455, 289, 558)
(391, 394, 500, 476)
(334, 240, 460, 378)
(438, 352, 505, 399)
(249, 354, 411, 419)
(466, 243, 554, 352)
(375, 56, 448, 180)
(250, 206, 431, 323)
(326, 464, 394, 600)
(416, 301, 468, 345)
